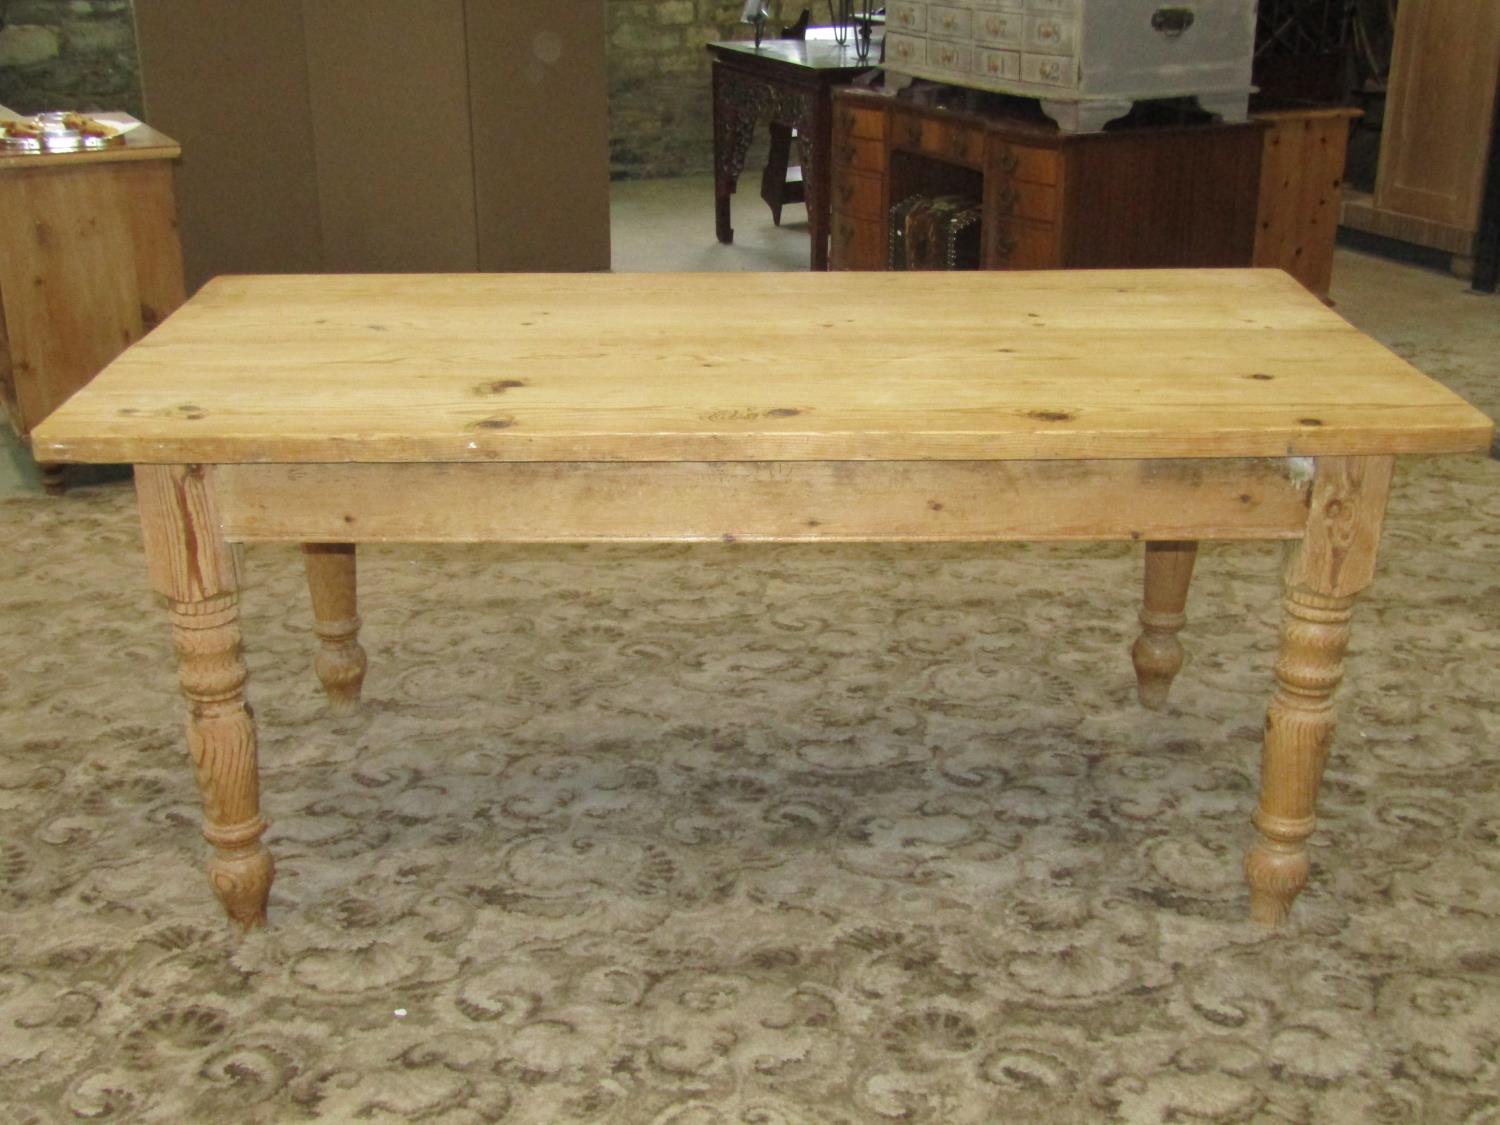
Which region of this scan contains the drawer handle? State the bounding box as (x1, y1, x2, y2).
(994, 235, 1017, 261)
(995, 185, 1019, 213)
(1152, 7, 1195, 38)
(941, 13, 956, 29)
(905, 121, 923, 147)
(949, 132, 969, 159)
(839, 182, 856, 204)
(1037, 21, 1059, 41)
(998, 151, 1020, 175)
(838, 110, 855, 134)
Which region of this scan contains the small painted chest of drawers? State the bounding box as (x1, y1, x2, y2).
(881, 0, 1257, 132)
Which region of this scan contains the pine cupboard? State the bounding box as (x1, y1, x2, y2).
(0, 109, 185, 492)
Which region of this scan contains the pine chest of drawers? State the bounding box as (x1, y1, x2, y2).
(881, 0, 1258, 132)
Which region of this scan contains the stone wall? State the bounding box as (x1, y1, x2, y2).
(609, 0, 798, 180)
(0, 0, 141, 115)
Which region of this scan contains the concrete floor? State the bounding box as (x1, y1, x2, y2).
(2, 174, 1494, 498)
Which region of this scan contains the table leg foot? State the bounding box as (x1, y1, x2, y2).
(40, 462, 68, 495)
(206, 836, 274, 931)
(716, 193, 735, 245)
(1132, 540, 1197, 710)
(1245, 837, 1308, 927)
(302, 543, 367, 715)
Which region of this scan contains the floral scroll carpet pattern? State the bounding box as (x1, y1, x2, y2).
(3, 291, 1499, 1121)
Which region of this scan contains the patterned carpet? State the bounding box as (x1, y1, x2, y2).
(3, 273, 1499, 1121)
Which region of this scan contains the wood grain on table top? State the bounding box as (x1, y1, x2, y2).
(31, 270, 1494, 465)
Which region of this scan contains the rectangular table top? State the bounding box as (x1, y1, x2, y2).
(32, 270, 1493, 465)
(706, 38, 878, 75)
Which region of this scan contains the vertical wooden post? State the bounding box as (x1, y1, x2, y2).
(1245, 456, 1394, 925)
(136, 464, 272, 929)
(301, 543, 367, 715)
(1132, 539, 1198, 710)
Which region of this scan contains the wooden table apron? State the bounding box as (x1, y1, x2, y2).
(30, 269, 1492, 932)
(708, 41, 874, 270)
(134, 450, 1385, 931)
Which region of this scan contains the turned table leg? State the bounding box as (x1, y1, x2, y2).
(136, 464, 272, 930)
(302, 543, 367, 715)
(1132, 540, 1198, 710)
(40, 462, 69, 495)
(1245, 457, 1394, 925)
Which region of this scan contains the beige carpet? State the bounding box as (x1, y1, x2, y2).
(3, 265, 1499, 1122)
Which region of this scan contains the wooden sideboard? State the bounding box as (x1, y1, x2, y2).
(0, 109, 185, 492)
(830, 89, 1355, 296)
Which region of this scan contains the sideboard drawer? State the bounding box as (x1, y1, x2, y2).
(1025, 14, 1077, 54)
(987, 177, 1060, 223)
(928, 4, 973, 41)
(894, 113, 984, 167)
(1021, 51, 1078, 87)
(988, 139, 1060, 185)
(974, 9, 1024, 47)
(835, 103, 887, 142)
(986, 218, 1059, 269)
(831, 213, 886, 270)
(929, 40, 973, 72)
(832, 168, 885, 221)
(886, 1, 926, 34)
(833, 135, 886, 172)
(975, 47, 1022, 82)
(885, 32, 927, 68)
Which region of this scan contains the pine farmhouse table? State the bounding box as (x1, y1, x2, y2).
(31, 270, 1493, 931)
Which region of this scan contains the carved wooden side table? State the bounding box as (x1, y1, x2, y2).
(707, 40, 874, 270)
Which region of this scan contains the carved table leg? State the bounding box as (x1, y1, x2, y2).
(302, 543, 367, 715)
(137, 464, 272, 930)
(1132, 539, 1198, 710)
(805, 99, 829, 271)
(712, 63, 740, 245)
(1245, 457, 1394, 925)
